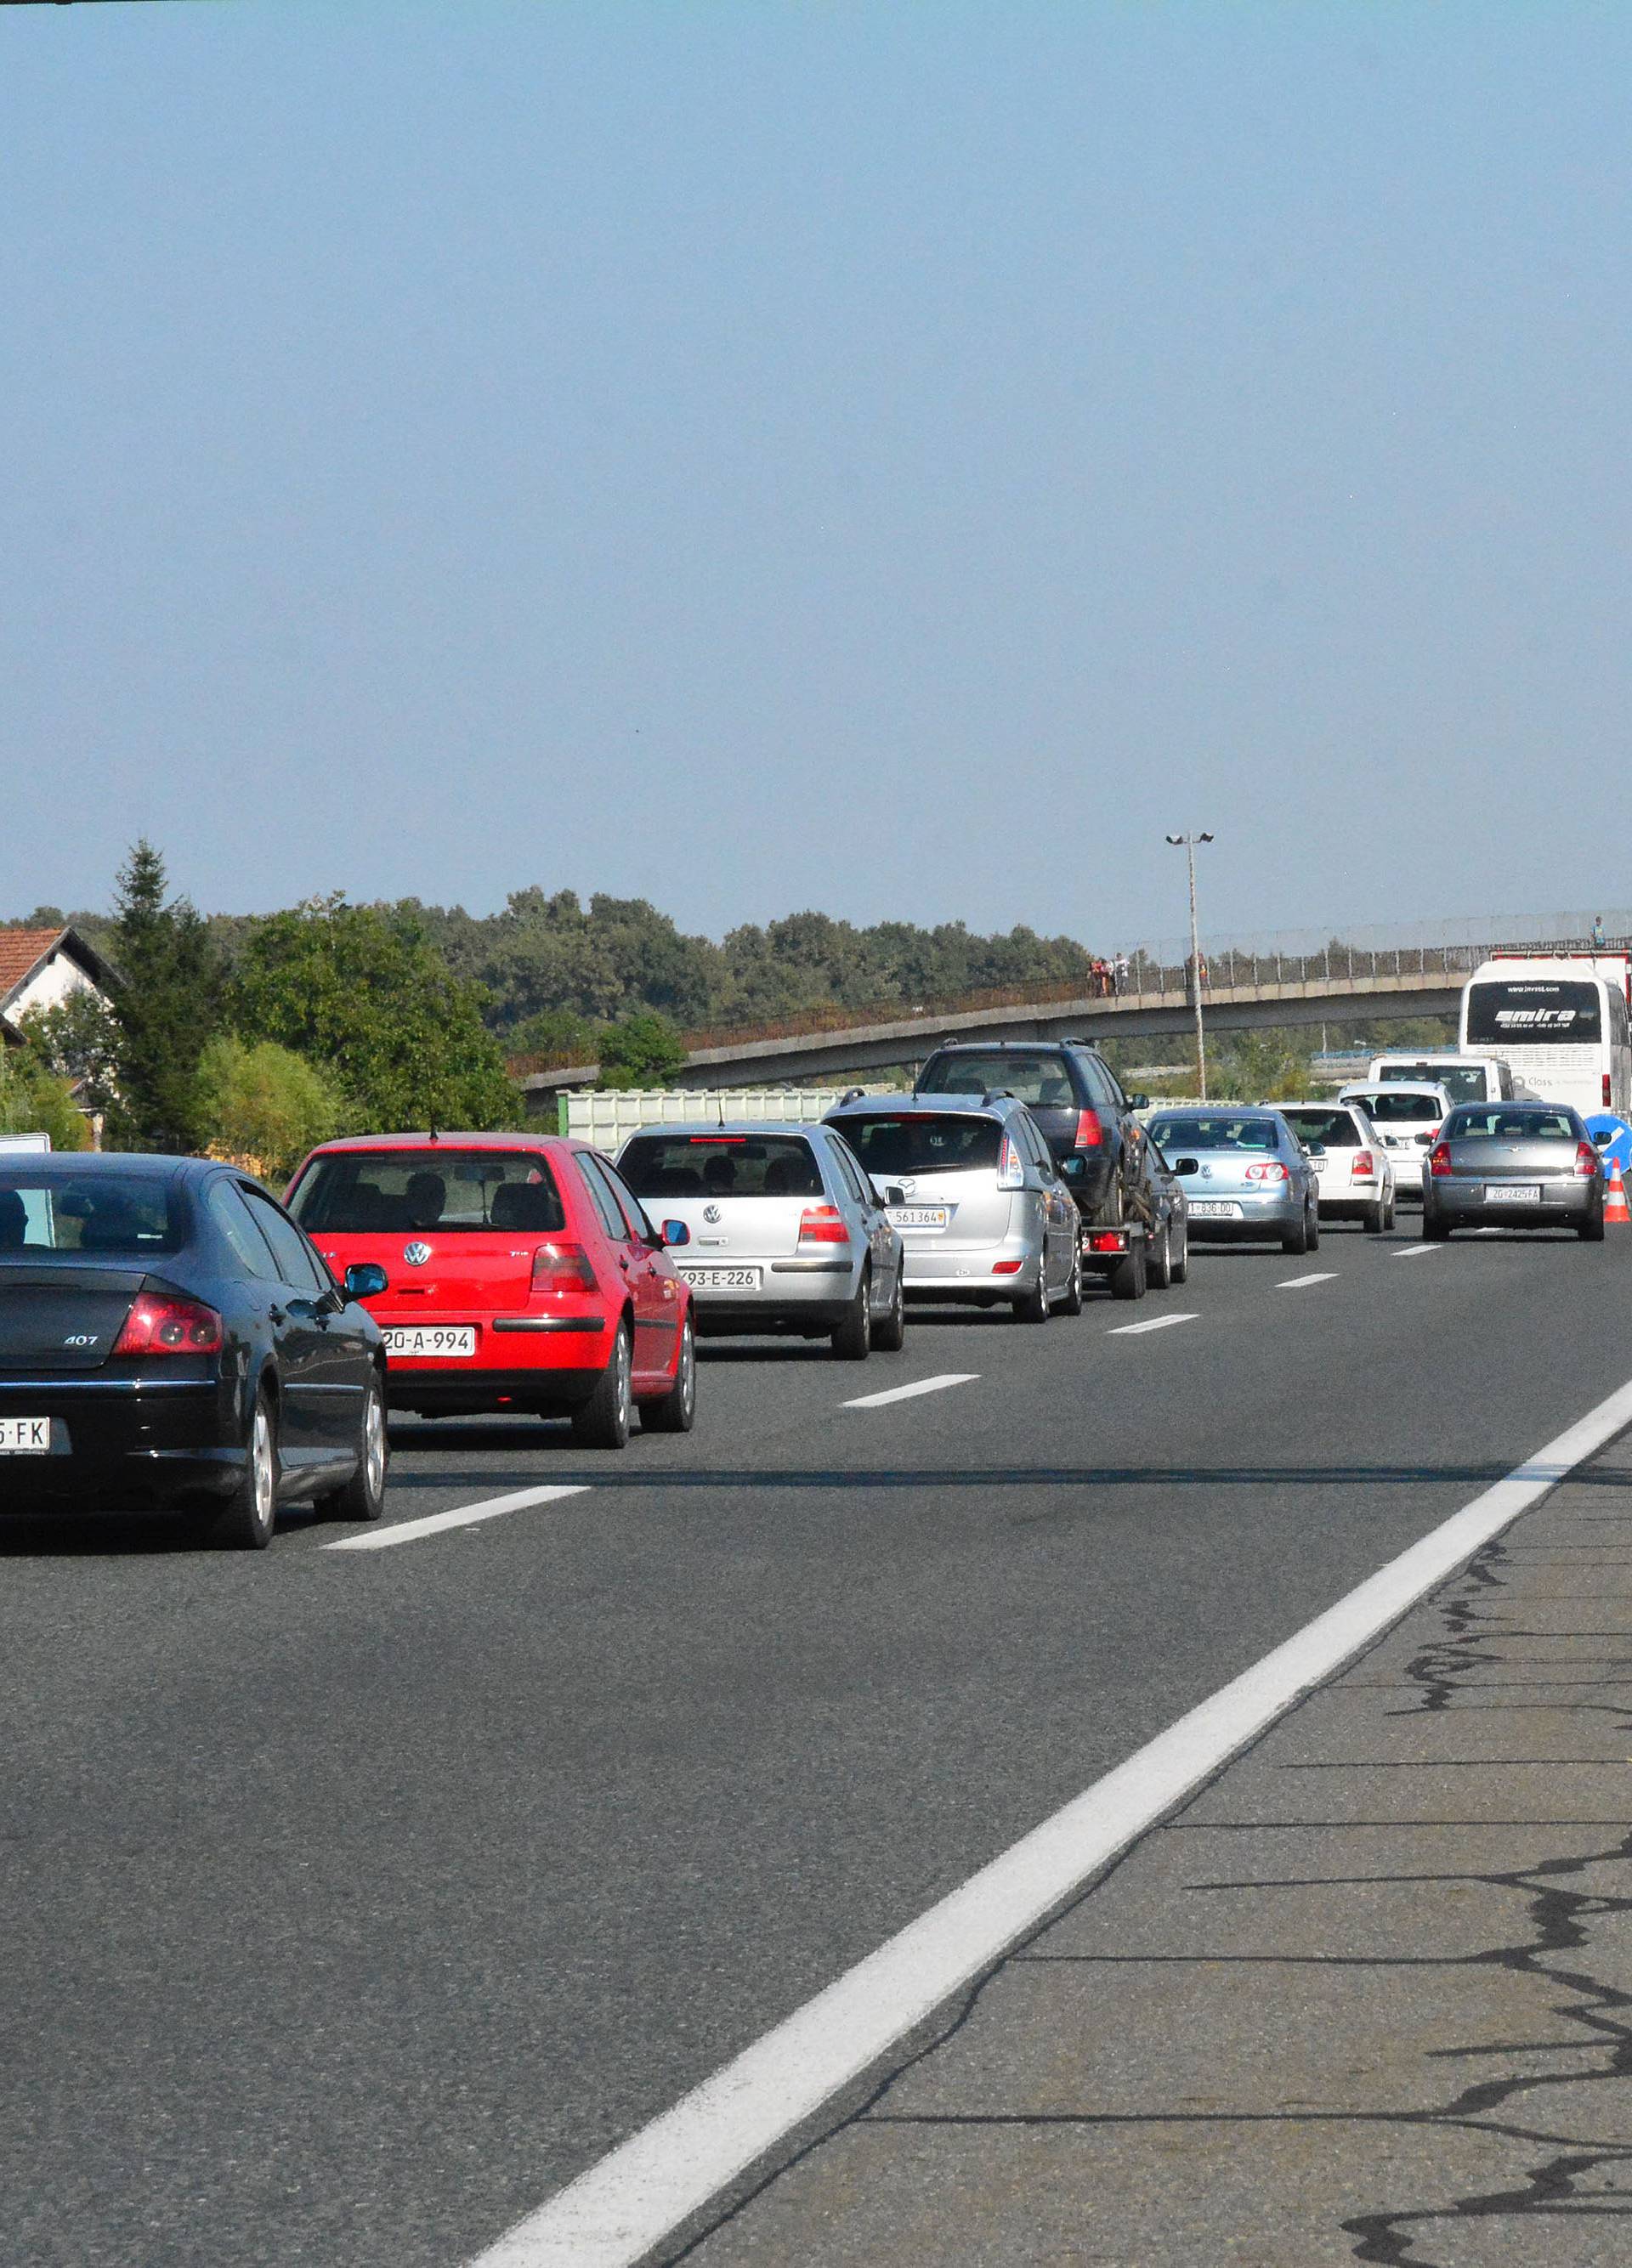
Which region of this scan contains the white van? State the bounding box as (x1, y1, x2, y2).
(1459, 956, 1632, 1117)
(1338, 1082, 1454, 1199)
(1366, 1052, 1521, 1106)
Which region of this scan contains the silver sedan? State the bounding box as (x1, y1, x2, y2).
(1144, 1108, 1322, 1254)
(1420, 1102, 1605, 1241)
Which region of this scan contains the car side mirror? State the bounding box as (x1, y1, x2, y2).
(344, 1262, 388, 1299)
(1594, 1129, 1612, 1146)
(1306, 1142, 1327, 1158)
(1417, 1132, 1435, 1146)
(883, 1184, 907, 1206)
(660, 1218, 690, 1247)
(1130, 1093, 1150, 1111)
(1172, 1157, 1200, 1176)
(1060, 1157, 1086, 1181)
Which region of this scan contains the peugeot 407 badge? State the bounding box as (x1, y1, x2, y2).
(403, 1241, 432, 1266)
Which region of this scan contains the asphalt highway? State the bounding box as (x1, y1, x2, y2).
(4, 1217, 1631, 2266)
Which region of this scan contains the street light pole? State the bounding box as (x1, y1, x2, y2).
(1165, 830, 1214, 1100)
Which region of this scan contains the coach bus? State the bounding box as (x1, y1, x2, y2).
(1458, 954, 1632, 1117)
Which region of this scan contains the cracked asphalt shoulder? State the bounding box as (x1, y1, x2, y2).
(680, 1440, 1632, 2268)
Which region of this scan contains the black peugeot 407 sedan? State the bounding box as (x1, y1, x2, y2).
(0, 1153, 389, 1548)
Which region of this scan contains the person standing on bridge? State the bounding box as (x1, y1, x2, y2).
(1114, 953, 1130, 995)
(1593, 914, 1607, 947)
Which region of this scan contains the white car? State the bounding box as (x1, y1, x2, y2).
(1338, 1082, 1454, 1199)
(1279, 1100, 1397, 1232)
(1366, 1051, 1527, 1106)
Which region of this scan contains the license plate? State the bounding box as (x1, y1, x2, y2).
(0, 1418, 50, 1454)
(383, 1326, 477, 1358)
(677, 1266, 762, 1290)
(1310, 1158, 1327, 1174)
(1187, 1201, 1242, 1220)
(889, 1206, 949, 1230)
(1484, 1185, 1540, 1205)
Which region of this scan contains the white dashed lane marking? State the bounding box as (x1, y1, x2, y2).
(843, 1373, 979, 1410)
(1391, 1243, 1442, 1258)
(1105, 1313, 1198, 1337)
(1277, 1271, 1339, 1289)
(325, 1483, 591, 1552)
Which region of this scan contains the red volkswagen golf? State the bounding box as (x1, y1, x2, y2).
(284, 1133, 694, 1447)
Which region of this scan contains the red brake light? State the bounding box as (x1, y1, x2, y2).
(1244, 1162, 1288, 1183)
(1352, 1150, 1375, 1177)
(531, 1240, 598, 1294)
(1428, 1142, 1453, 1178)
(798, 1205, 852, 1246)
(1074, 1108, 1103, 1149)
(1576, 1141, 1599, 1178)
(1088, 1230, 1126, 1253)
(111, 1292, 223, 1357)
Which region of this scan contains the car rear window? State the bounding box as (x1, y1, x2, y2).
(0, 1170, 184, 1256)
(1378, 1062, 1489, 1104)
(837, 1114, 1003, 1175)
(288, 1150, 565, 1233)
(1279, 1110, 1362, 1148)
(916, 1053, 1079, 1108)
(1446, 1107, 1578, 1142)
(1344, 1090, 1442, 1123)
(618, 1134, 824, 1200)
(1147, 1116, 1280, 1152)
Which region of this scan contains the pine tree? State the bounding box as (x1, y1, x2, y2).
(105, 841, 222, 1151)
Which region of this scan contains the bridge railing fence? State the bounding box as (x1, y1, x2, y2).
(516, 919, 1632, 1079)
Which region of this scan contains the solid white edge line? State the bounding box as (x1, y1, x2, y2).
(842, 1373, 978, 1410)
(1276, 1271, 1340, 1289)
(1105, 1312, 1198, 1337)
(324, 1484, 591, 1552)
(468, 1378, 1632, 2268)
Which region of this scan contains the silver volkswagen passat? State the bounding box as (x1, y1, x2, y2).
(1420, 1101, 1605, 1241)
(1144, 1108, 1321, 1254)
(615, 1123, 904, 1357)
(822, 1091, 1083, 1321)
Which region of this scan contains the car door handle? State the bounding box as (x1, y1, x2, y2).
(269, 1305, 287, 1325)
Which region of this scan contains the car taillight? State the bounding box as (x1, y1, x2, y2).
(996, 1135, 1024, 1191)
(797, 1206, 852, 1246)
(531, 1241, 598, 1293)
(111, 1292, 223, 1357)
(1244, 1162, 1288, 1182)
(1352, 1150, 1375, 1177)
(1576, 1141, 1599, 1178)
(1074, 1108, 1103, 1149)
(1428, 1142, 1453, 1178)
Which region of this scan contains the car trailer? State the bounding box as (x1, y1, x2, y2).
(1080, 1218, 1150, 1301)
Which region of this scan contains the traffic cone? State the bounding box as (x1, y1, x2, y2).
(1606, 1158, 1630, 1226)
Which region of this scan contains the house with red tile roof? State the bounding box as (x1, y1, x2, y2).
(0, 925, 115, 1034)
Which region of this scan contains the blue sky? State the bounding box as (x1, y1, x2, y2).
(2, 2, 1628, 950)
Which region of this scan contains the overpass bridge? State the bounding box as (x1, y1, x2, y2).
(517, 918, 1630, 1111)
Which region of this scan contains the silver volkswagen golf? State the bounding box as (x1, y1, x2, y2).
(615, 1123, 904, 1357)
(822, 1091, 1083, 1320)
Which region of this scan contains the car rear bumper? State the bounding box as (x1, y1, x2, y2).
(385, 1361, 609, 1414)
(1427, 1180, 1599, 1226)
(0, 1377, 242, 1507)
(1183, 1192, 1305, 1241)
(678, 1256, 861, 1334)
(901, 1236, 1044, 1298)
